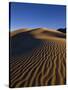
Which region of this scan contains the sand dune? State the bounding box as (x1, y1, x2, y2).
(9, 28, 66, 88)
(10, 28, 32, 37)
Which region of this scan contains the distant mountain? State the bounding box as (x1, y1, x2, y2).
(57, 28, 66, 33)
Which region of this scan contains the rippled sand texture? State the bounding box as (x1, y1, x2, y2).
(9, 28, 66, 88)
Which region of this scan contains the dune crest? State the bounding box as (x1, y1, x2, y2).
(10, 28, 66, 41)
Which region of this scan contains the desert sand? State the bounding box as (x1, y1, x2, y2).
(9, 28, 66, 88)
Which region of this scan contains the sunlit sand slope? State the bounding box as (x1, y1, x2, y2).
(9, 28, 66, 88)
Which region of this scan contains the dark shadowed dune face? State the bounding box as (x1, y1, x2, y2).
(10, 32, 42, 57)
(9, 28, 66, 88)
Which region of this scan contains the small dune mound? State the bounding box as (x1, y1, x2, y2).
(57, 28, 66, 34)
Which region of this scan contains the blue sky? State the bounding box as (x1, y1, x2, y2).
(9, 2, 66, 31)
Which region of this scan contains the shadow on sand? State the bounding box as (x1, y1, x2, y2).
(10, 31, 42, 57)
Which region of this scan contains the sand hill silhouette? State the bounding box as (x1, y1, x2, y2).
(10, 28, 66, 57)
